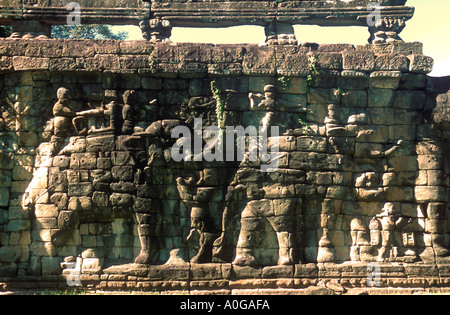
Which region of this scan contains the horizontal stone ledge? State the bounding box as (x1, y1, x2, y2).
(0, 40, 432, 74)
(97, 262, 450, 281)
(5, 276, 450, 292)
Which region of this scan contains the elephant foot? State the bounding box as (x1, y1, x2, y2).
(232, 254, 257, 266)
(134, 250, 152, 265)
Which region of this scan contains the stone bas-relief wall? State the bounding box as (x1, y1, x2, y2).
(0, 39, 449, 293)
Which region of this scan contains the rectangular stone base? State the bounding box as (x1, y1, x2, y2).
(2, 262, 450, 295)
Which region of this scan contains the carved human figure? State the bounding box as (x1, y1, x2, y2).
(53, 87, 76, 139)
(129, 121, 167, 265)
(212, 184, 246, 263)
(186, 206, 219, 263)
(122, 90, 136, 135)
(176, 176, 219, 263)
(249, 84, 306, 133)
(318, 111, 404, 263)
(375, 202, 411, 262)
(249, 84, 276, 134)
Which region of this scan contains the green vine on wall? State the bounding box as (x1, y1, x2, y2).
(298, 55, 320, 134)
(305, 55, 319, 94)
(210, 80, 225, 131)
(277, 76, 292, 90)
(298, 118, 313, 136)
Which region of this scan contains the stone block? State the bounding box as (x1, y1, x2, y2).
(417, 155, 441, 170)
(339, 70, 369, 90)
(111, 151, 135, 166)
(374, 54, 409, 71)
(243, 46, 276, 75)
(340, 90, 367, 108)
(12, 165, 33, 181)
(389, 156, 418, 172)
(212, 45, 245, 63)
(326, 186, 355, 201)
(392, 42, 424, 55)
(178, 62, 208, 78)
(178, 44, 212, 63)
(35, 204, 58, 218)
(294, 264, 318, 278)
(415, 186, 447, 203)
(426, 203, 447, 220)
(276, 50, 308, 76)
(133, 197, 160, 214)
(0, 187, 10, 207)
(68, 196, 92, 211)
(289, 152, 351, 171)
(97, 157, 112, 170)
(58, 211, 78, 230)
(208, 63, 242, 76)
(82, 257, 103, 275)
(297, 136, 327, 152)
(0, 208, 8, 224)
(386, 187, 414, 202)
(314, 52, 342, 70)
(119, 55, 151, 69)
(49, 58, 77, 71)
(231, 265, 262, 280)
(272, 199, 295, 217)
(342, 51, 375, 71)
(62, 40, 96, 57)
(12, 56, 49, 71)
(394, 109, 419, 125)
(34, 217, 57, 229)
(119, 40, 154, 55)
(356, 188, 386, 201)
(368, 88, 395, 108)
(17, 131, 39, 147)
(52, 155, 70, 168)
(50, 193, 68, 210)
(148, 265, 190, 281)
(269, 135, 296, 152)
(399, 73, 427, 90)
(425, 220, 447, 234)
(68, 183, 93, 197)
(7, 219, 30, 232)
(389, 125, 416, 141)
(0, 246, 22, 263)
(306, 103, 328, 123)
(0, 56, 12, 70)
(110, 193, 134, 207)
(307, 88, 340, 105)
(84, 54, 120, 71)
(70, 153, 97, 170)
(0, 152, 14, 170)
(262, 265, 294, 279)
(42, 257, 62, 275)
(277, 77, 307, 95)
(278, 93, 307, 112)
(190, 263, 224, 280)
(408, 54, 434, 74)
(369, 71, 401, 89)
(244, 199, 273, 217)
(393, 90, 426, 111)
(111, 166, 134, 181)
